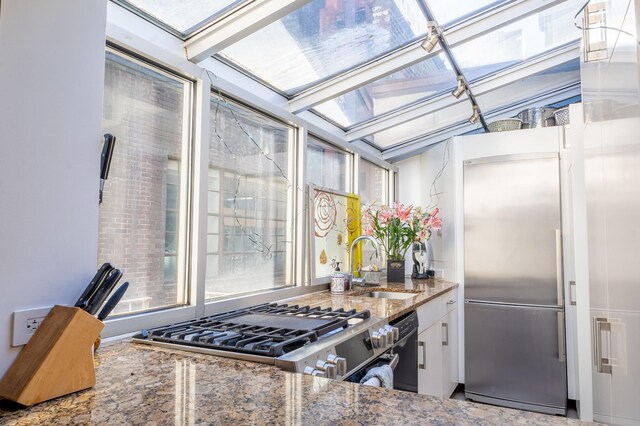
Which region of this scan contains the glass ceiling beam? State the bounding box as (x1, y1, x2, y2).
(288, 0, 567, 113)
(345, 41, 579, 141)
(381, 83, 580, 162)
(185, 0, 312, 63)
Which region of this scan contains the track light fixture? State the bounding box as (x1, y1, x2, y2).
(421, 21, 439, 53)
(469, 105, 480, 124)
(452, 76, 466, 98)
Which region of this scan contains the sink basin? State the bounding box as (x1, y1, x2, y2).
(363, 291, 418, 300)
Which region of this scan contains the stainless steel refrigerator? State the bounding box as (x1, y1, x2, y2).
(464, 153, 567, 415)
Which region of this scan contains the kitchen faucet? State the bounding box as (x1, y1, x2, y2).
(350, 235, 381, 286)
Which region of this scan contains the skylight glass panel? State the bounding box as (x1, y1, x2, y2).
(312, 53, 456, 128)
(119, 0, 248, 34)
(477, 59, 580, 113)
(368, 98, 472, 148)
(451, 1, 582, 82)
(219, 0, 429, 95)
(428, 0, 508, 27)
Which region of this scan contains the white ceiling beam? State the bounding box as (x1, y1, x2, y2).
(381, 83, 581, 162)
(288, 0, 568, 113)
(444, 0, 567, 47)
(185, 0, 311, 63)
(289, 41, 440, 113)
(345, 41, 580, 141)
(470, 43, 580, 94)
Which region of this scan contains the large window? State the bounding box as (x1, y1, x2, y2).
(359, 159, 388, 207)
(307, 136, 350, 192)
(99, 49, 192, 315)
(206, 95, 294, 300)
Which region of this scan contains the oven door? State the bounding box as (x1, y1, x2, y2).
(390, 326, 418, 392)
(343, 351, 400, 387)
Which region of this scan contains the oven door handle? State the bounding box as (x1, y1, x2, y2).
(387, 353, 399, 371)
(366, 353, 400, 373)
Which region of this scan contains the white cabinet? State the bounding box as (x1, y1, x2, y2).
(442, 307, 458, 397)
(417, 321, 443, 396)
(416, 288, 458, 398)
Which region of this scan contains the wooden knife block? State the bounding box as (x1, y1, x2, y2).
(0, 305, 104, 406)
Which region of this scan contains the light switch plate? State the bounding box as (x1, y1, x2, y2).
(12, 307, 52, 347)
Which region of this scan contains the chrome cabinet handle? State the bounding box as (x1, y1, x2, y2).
(556, 229, 564, 306)
(594, 317, 613, 374)
(557, 312, 565, 362)
(442, 322, 449, 346)
(417, 340, 426, 370)
(446, 300, 456, 305)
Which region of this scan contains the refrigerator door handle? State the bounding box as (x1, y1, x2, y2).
(557, 312, 566, 362)
(555, 229, 564, 306)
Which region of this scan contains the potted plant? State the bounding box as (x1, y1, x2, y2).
(362, 203, 441, 282)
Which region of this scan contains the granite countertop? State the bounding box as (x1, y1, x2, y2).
(0, 279, 593, 425)
(0, 340, 589, 426)
(278, 277, 458, 322)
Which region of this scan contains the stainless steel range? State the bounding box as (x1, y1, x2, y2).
(132, 303, 400, 380)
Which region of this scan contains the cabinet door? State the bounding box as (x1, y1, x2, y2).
(442, 307, 458, 398)
(417, 322, 443, 396)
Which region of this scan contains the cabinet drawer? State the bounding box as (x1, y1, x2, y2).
(417, 289, 458, 333)
(418, 295, 444, 333)
(443, 288, 458, 313)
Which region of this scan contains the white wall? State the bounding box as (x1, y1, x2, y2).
(397, 141, 457, 281)
(0, 0, 107, 376)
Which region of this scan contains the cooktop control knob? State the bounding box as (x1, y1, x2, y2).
(315, 360, 329, 371)
(327, 354, 347, 376)
(384, 325, 399, 343)
(323, 364, 336, 379)
(371, 331, 382, 348)
(303, 366, 316, 375)
(311, 369, 326, 378)
(378, 328, 389, 347)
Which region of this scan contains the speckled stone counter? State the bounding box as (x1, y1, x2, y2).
(278, 277, 458, 322)
(1, 280, 594, 425)
(0, 340, 590, 425)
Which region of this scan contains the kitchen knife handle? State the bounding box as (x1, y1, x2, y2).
(74, 263, 113, 308)
(86, 269, 122, 315)
(97, 282, 129, 321)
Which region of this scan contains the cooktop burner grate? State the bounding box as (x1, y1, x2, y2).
(139, 303, 370, 357)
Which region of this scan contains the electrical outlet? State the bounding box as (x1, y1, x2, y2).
(12, 307, 52, 347)
(435, 269, 444, 278)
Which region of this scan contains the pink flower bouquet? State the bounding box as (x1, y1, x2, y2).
(362, 203, 441, 261)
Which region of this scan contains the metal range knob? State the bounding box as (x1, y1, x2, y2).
(326, 354, 347, 376)
(311, 369, 326, 378)
(371, 331, 384, 348)
(303, 366, 326, 377)
(384, 325, 400, 343)
(379, 328, 391, 347)
(315, 360, 337, 379)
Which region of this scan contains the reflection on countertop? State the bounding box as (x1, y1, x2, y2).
(0, 339, 589, 425)
(278, 277, 458, 322)
(0, 278, 592, 425)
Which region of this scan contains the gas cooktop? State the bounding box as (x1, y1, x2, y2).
(133, 302, 398, 380)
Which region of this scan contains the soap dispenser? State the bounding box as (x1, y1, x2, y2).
(330, 262, 347, 294)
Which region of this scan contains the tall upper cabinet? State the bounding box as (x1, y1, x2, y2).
(580, 0, 640, 424)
